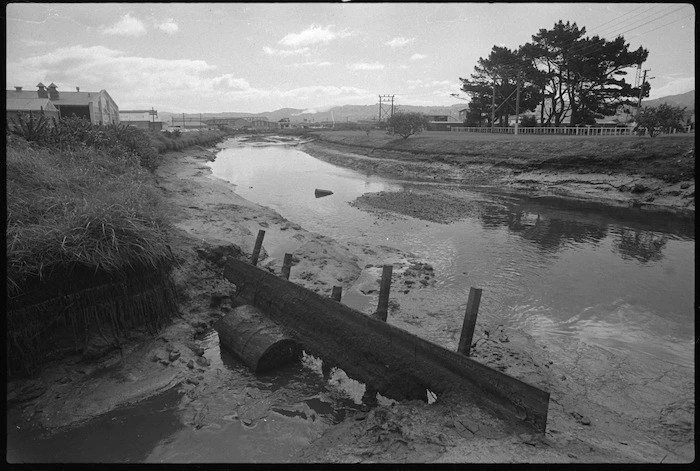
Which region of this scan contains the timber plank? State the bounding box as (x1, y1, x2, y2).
(224, 257, 550, 433)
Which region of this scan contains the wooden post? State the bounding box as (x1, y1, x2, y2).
(281, 253, 293, 280)
(374, 265, 393, 322)
(251, 230, 265, 266)
(331, 286, 342, 301)
(457, 288, 483, 356)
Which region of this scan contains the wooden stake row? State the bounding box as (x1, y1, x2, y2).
(249, 228, 482, 357)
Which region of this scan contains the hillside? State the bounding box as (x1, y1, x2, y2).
(156, 91, 693, 126)
(643, 90, 695, 110)
(159, 104, 465, 125)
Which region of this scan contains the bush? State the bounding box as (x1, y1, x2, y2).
(386, 112, 429, 139)
(634, 103, 687, 138)
(520, 115, 538, 127)
(6, 142, 173, 296)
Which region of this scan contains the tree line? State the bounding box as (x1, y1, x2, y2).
(459, 20, 651, 127)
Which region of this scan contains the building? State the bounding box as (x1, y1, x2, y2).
(6, 82, 119, 125)
(6, 89, 60, 125)
(424, 114, 464, 131)
(120, 109, 163, 131)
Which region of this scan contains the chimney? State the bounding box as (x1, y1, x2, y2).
(37, 82, 48, 98)
(47, 82, 59, 100)
(15, 86, 22, 92)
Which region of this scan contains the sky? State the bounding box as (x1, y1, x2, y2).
(5, 2, 696, 114)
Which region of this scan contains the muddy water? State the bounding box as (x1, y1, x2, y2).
(210, 137, 695, 370)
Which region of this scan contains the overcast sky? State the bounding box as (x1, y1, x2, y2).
(6, 2, 695, 113)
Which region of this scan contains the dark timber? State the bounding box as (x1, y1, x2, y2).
(224, 257, 550, 433)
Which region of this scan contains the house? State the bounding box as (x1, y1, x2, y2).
(6, 87, 60, 124)
(424, 114, 463, 131)
(278, 117, 291, 128)
(120, 109, 163, 131)
(6, 83, 119, 125)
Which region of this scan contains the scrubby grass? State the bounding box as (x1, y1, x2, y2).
(6, 141, 173, 297)
(313, 130, 695, 183)
(148, 129, 229, 154)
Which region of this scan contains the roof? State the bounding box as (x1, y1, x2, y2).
(6, 97, 58, 112)
(6, 89, 106, 106)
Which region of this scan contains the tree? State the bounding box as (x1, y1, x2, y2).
(634, 103, 688, 137)
(521, 21, 648, 126)
(459, 46, 541, 126)
(386, 112, 428, 139)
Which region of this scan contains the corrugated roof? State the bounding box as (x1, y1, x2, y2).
(6, 97, 58, 112)
(5, 89, 102, 105)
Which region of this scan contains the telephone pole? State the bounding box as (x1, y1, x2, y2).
(514, 72, 521, 135)
(637, 69, 654, 116)
(378, 94, 395, 123)
(490, 83, 496, 132)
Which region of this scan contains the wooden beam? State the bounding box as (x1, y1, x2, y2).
(223, 257, 550, 433)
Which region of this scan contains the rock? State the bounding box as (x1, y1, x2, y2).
(58, 376, 72, 384)
(187, 360, 195, 369)
(169, 351, 181, 362)
(159, 359, 170, 366)
(195, 356, 210, 367)
(186, 377, 199, 386)
(580, 417, 591, 425)
(680, 183, 690, 189)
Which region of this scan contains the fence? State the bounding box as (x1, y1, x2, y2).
(451, 126, 635, 136)
(450, 125, 694, 136)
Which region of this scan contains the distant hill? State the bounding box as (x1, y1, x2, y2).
(156, 91, 693, 125)
(158, 104, 465, 124)
(643, 90, 694, 110)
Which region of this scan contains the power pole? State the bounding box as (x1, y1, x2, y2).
(490, 82, 496, 132)
(636, 69, 654, 116)
(514, 72, 521, 135)
(378, 94, 395, 123)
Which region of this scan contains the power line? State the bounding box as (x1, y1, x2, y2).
(588, 4, 654, 32)
(593, 4, 669, 37)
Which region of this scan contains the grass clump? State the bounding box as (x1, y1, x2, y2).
(6, 141, 173, 297)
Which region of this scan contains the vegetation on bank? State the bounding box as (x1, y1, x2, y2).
(5, 116, 229, 376)
(311, 130, 695, 184)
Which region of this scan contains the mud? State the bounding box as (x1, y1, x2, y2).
(6, 138, 694, 464)
(300, 140, 695, 213)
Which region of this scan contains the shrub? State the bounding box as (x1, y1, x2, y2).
(386, 112, 429, 139)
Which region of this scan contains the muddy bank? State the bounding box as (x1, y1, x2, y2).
(300, 139, 695, 213)
(7, 138, 693, 464)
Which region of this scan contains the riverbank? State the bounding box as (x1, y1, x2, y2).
(7, 137, 693, 463)
(301, 130, 695, 214)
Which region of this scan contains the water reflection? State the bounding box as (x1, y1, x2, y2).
(611, 228, 668, 264)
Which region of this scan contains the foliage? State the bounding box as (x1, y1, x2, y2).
(459, 46, 541, 126)
(520, 115, 538, 127)
(634, 103, 688, 138)
(6, 141, 174, 297)
(386, 112, 429, 139)
(460, 21, 649, 126)
(520, 21, 648, 125)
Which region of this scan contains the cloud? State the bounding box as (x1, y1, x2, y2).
(386, 37, 414, 48)
(347, 62, 385, 71)
(648, 75, 695, 99)
(278, 25, 352, 47)
(21, 38, 54, 47)
(103, 13, 147, 37)
(155, 19, 179, 35)
(410, 53, 427, 61)
(286, 60, 333, 68)
(5, 44, 373, 112)
(263, 46, 310, 57)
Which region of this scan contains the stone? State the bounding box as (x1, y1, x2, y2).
(169, 351, 181, 362)
(187, 360, 195, 369)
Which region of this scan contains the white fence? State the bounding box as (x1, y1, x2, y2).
(450, 125, 694, 136)
(450, 126, 635, 136)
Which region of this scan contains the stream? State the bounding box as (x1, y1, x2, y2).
(8, 135, 694, 463)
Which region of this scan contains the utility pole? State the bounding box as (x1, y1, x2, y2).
(514, 72, 521, 135)
(378, 94, 395, 123)
(490, 82, 496, 132)
(636, 69, 654, 117)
